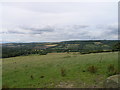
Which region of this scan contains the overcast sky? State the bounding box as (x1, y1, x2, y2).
(0, 1, 118, 42)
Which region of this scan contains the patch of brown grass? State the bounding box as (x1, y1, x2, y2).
(87, 65, 97, 73)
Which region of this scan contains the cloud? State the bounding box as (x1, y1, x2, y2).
(1, 25, 55, 35)
(1, 24, 118, 42)
(72, 25, 89, 29)
(96, 24, 118, 35)
(1, 2, 118, 42)
(21, 26, 54, 33)
(7, 31, 25, 34)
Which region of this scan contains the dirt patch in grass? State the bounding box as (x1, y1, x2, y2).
(55, 81, 74, 88)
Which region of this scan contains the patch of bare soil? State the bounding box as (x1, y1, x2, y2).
(55, 81, 74, 88)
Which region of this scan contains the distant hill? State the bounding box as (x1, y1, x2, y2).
(2, 40, 120, 58)
(45, 40, 119, 52)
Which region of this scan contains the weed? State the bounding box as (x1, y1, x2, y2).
(61, 67, 66, 77)
(40, 76, 44, 78)
(82, 70, 86, 72)
(25, 65, 28, 67)
(99, 56, 102, 63)
(87, 65, 97, 73)
(107, 64, 115, 72)
(63, 55, 71, 58)
(107, 64, 118, 76)
(31, 75, 34, 79)
(107, 69, 118, 76)
(2, 84, 9, 88)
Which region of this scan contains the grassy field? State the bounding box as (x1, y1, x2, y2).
(2, 52, 118, 88)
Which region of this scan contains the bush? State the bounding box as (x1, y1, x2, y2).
(39, 51, 48, 55)
(87, 65, 97, 73)
(80, 52, 91, 54)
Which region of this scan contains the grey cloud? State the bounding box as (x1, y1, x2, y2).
(1, 30, 25, 34)
(63, 24, 118, 40)
(7, 31, 25, 34)
(1, 24, 118, 41)
(107, 27, 118, 35)
(31, 28, 54, 32)
(98, 24, 117, 30)
(19, 24, 88, 35)
(108, 30, 118, 35)
(73, 25, 89, 29)
(96, 24, 118, 35)
(20, 26, 54, 34)
(104, 25, 118, 35)
(1, 26, 55, 35)
(21, 27, 53, 32)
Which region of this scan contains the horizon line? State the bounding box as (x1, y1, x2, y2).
(1, 39, 119, 44)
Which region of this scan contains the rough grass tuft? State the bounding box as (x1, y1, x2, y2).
(61, 67, 66, 77)
(2, 84, 9, 88)
(107, 64, 118, 76)
(87, 65, 97, 73)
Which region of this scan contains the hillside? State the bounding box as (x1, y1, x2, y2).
(48, 40, 119, 52)
(2, 40, 119, 58)
(2, 52, 118, 88)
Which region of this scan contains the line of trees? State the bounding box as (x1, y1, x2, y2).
(2, 47, 47, 58)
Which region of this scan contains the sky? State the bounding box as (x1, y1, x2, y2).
(0, 1, 118, 43)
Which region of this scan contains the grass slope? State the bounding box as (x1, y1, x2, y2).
(2, 52, 118, 88)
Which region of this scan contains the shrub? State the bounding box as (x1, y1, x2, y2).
(87, 65, 97, 73)
(80, 52, 91, 55)
(39, 51, 48, 55)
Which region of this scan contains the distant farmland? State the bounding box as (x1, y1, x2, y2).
(2, 40, 120, 58)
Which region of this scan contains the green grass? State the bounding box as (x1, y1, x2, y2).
(2, 52, 118, 88)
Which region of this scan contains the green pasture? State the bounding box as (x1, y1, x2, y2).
(2, 52, 118, 88)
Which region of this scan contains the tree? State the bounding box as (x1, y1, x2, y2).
(112, 42, 120, 51)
